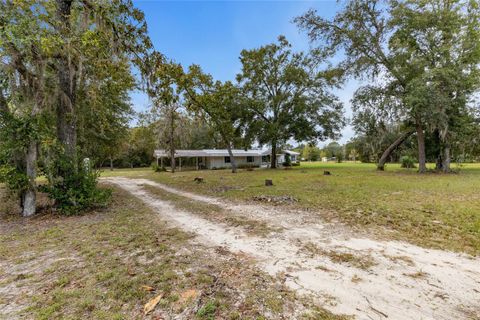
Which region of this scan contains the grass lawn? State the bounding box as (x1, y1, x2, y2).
(102, 162, 480, 255)
(0, 185, 342, 320)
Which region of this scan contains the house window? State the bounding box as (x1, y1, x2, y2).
(247, 156, 254, 163)
(224, 156, 231, 163)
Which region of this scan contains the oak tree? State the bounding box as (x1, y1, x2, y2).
(236, 36, 345, 168)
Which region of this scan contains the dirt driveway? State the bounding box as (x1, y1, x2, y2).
(104, 177, 480, 320)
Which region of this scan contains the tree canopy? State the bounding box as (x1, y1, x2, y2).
(236, 36, 345, 168)
(296, 0, 480, 173)
(0, 0, 151, 215)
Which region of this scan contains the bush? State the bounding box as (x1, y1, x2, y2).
(400, 156, 416, 169)
(151, 163, 166, 172)
(237, 164, 259, 169)
(0, 165, 29, 196)
(284, 153, 292, 166)
(40, 157, 111, 215)
(336, 153, 344, 163)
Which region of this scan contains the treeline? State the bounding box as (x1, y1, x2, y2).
(296, 128, 480, 164)
(105, 115, 227, 169)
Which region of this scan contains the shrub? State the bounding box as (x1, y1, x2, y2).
(237, 164, 259, 169)
(0, 165, 29, 196)
(0, 112, 39, 198)
(40, 156, 111, 215)
(284, 153, 292, 166)
(336, 153, 344, 163)
(151, 163, 166, 172)
(400, 156, 416, 169)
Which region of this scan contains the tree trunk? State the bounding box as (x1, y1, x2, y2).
(377, 130, 414, 171)
(169, 107, 176, 173)
(170, 111, 176, 173)
(110, 157, 114, 171)
(442, 144, 451, 173)
(416, 120, 427, 173)
(226, 143, 237, 173)
(0, 90, 8, 113)
(270, 140, 277, 169)
(435, 156, 443, 171)
(56, 0, 77, 168)
(433, 130, 443, 171)
(21, 141, 37, 217)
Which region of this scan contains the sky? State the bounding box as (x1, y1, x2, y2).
(131, 0, 357, 145)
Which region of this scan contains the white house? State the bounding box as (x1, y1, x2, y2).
(278, 150, 300, 164)
(153, 149, 300, 170)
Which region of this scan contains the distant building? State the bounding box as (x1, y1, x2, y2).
(153, 149, 300, 170)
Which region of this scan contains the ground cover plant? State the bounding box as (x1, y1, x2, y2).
(102, 162, 480, 255)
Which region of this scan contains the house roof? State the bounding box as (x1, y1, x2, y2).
(283, 150, 300, 155)
(153, 149, 269, 158)
(153, 149, 297, 158)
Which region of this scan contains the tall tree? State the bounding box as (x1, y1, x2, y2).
(296, 0, 480, 173)
(55, 0, 77, 166)
(0, 0, 151, 215)
(390, 0, 480, 172)
(53, 0, 151, 172)
(236, 36, 345, 168)
(323, 142, 345, 162)
(182, 65, 247, 173)
(296, 0, 428, 172)
(302, 144, 322, 161)
(351, 85, 415, 170)
(145, 53, 185, 173)
(0, 1, 55, 215)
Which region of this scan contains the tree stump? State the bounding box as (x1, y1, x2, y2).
(323, 171, 331, 175)
(194, 177, 204, 183)
(265, 179, 273, 186)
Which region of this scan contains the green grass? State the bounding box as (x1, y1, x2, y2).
(102, 162, 480, 255)
(0, 185, 344, 319)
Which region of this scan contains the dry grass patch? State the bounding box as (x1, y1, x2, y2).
(303, 242, 377, 271)
(385, 254, 416, 267)
(403, 271, 428, 279)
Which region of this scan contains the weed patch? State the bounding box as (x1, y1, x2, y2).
(303, 242, 377, 270)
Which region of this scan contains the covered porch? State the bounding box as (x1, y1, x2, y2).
(154, 150, 208, 171)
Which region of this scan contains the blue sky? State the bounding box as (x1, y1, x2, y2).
(131, 0, 357, 145)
